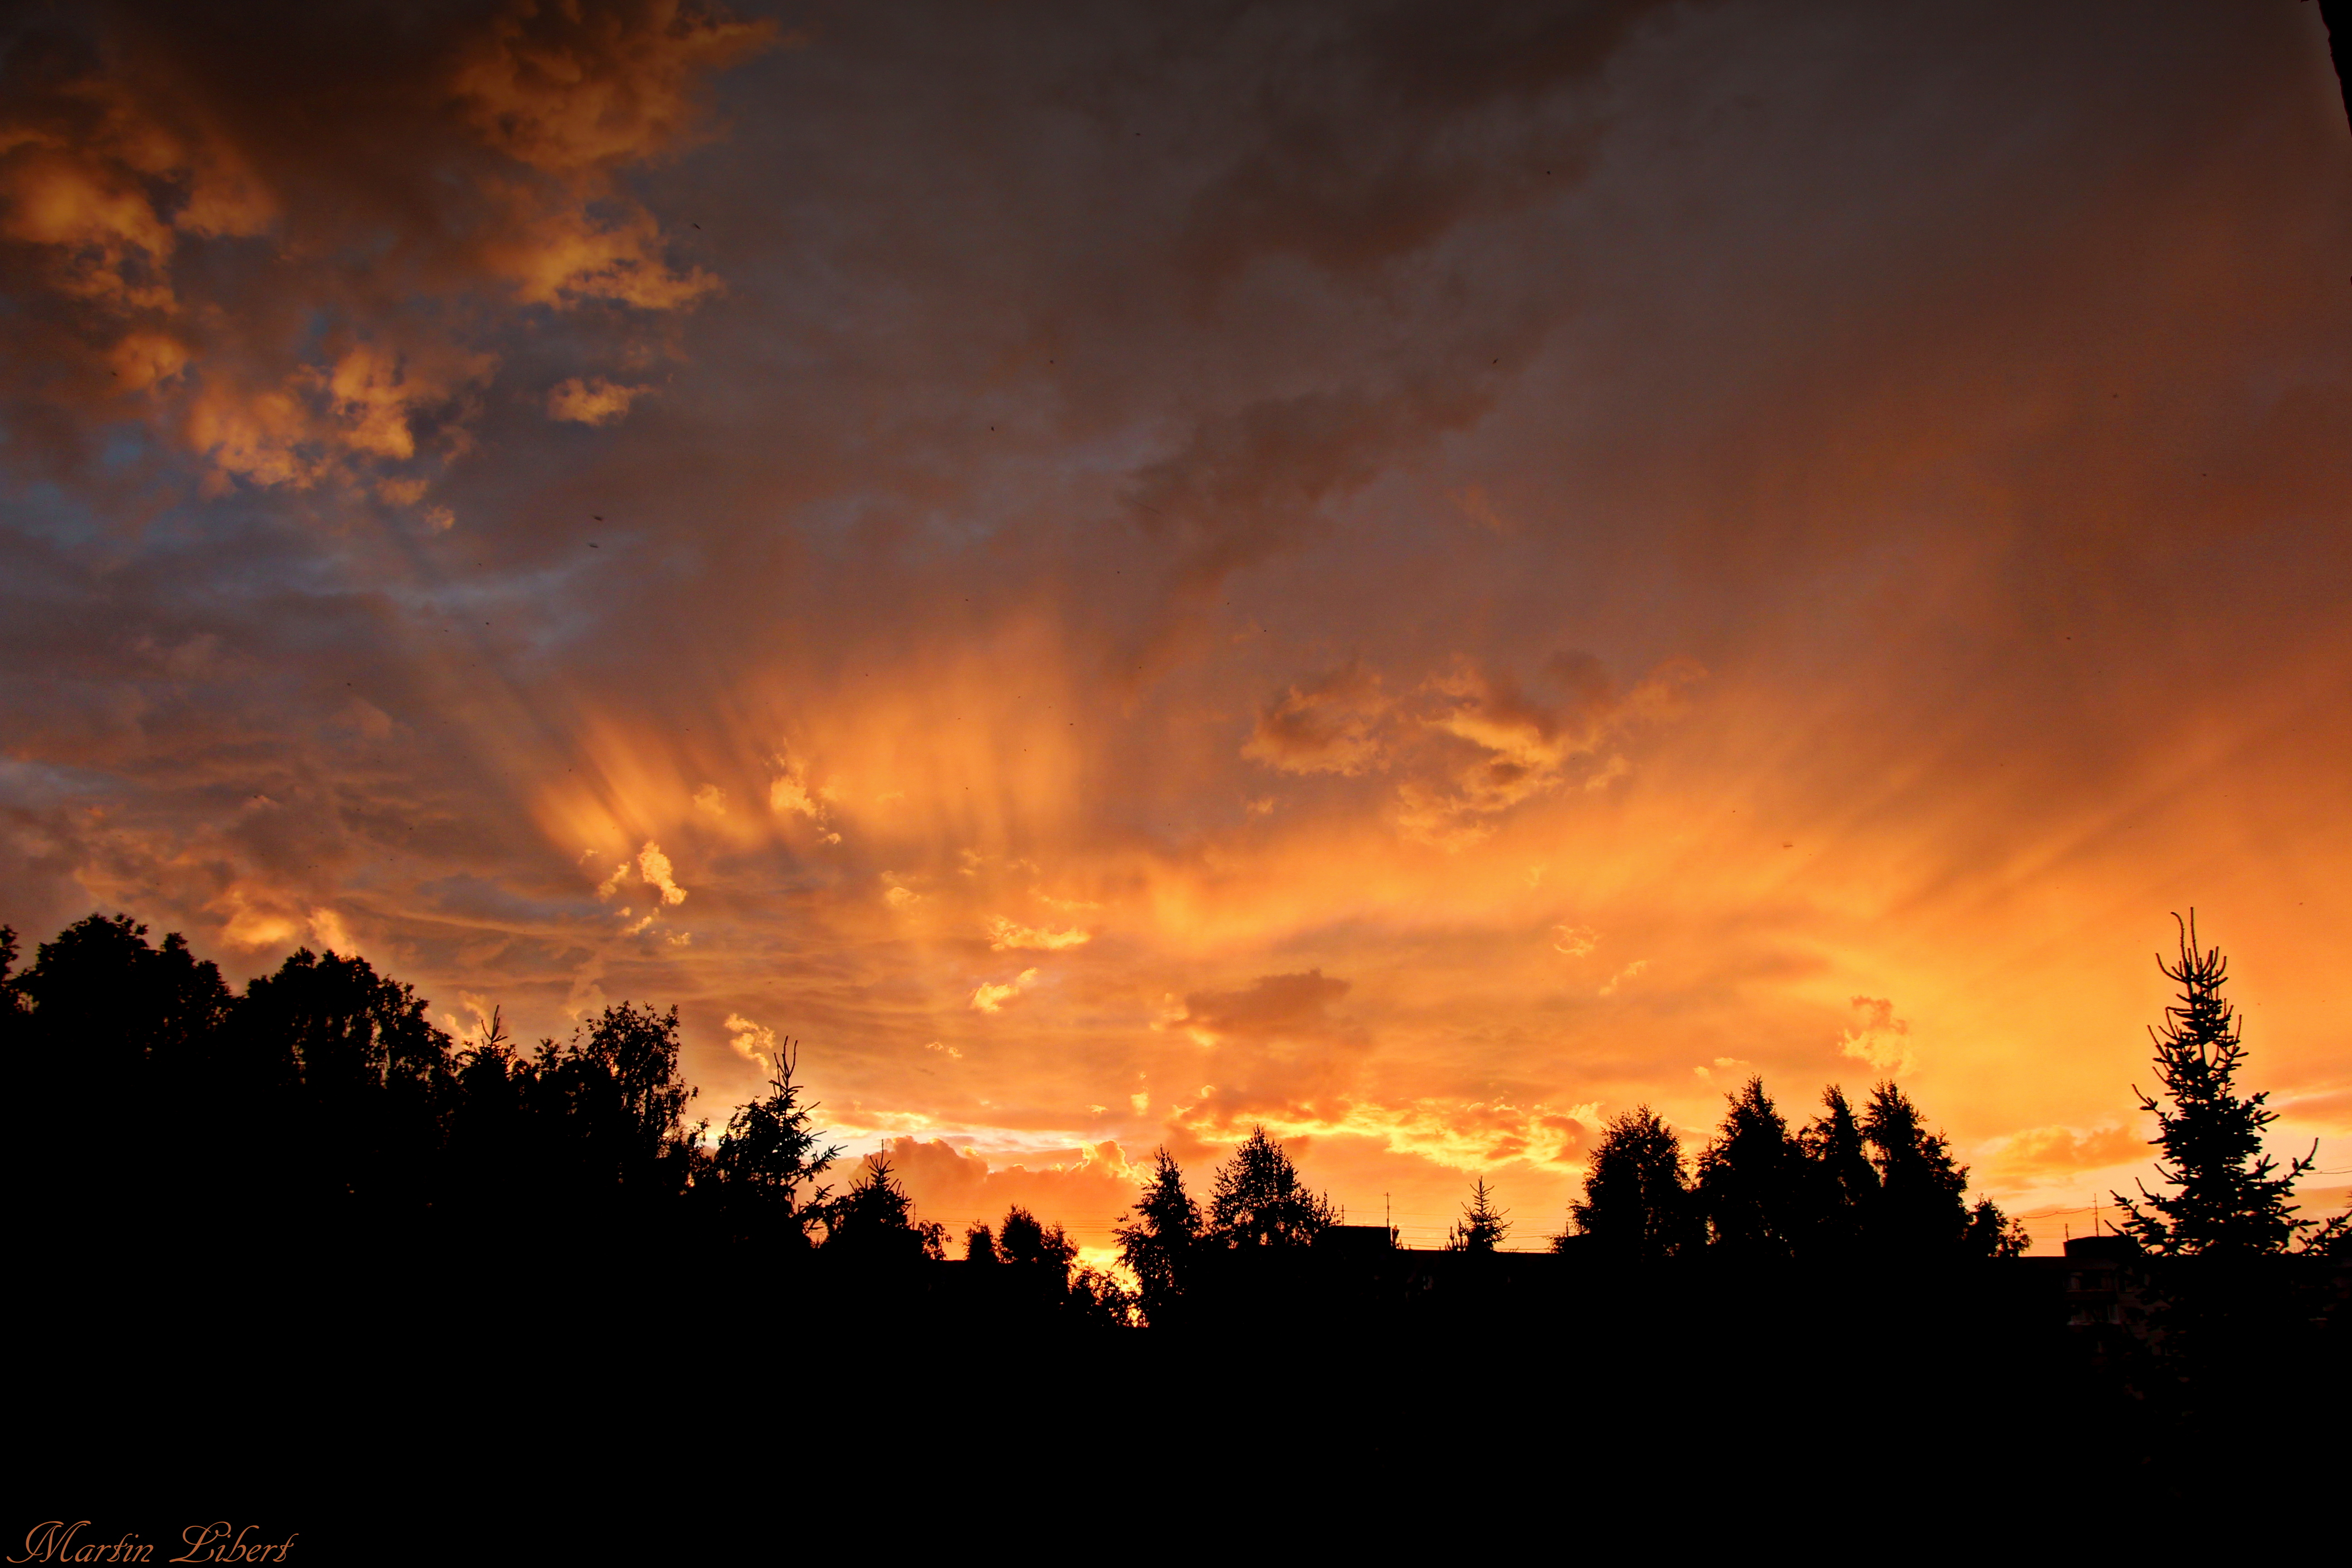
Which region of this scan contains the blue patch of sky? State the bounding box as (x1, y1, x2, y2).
(0, 757, 121, 810)
(0, 475, 112, 552)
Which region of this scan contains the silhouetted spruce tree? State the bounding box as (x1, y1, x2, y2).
(1858, 1082, 1975, 1254)
(2306, 1203, 2351, 1261)
(1696, 1077, 1809, 1260)
(1562, 1106, 1700, 1260)
(2113, 915, 2318, 1257)
(1115, 1147, 1202, 1325)
(1207, 1127, 1336, 1248)
(964, 1221, 1000, 1263)
(1446, 1178, 1510, 1252)
(705, 1042, 839, 1250)
(822, 1154, 946, 1264)
(1798, 1086, 1879, 1257)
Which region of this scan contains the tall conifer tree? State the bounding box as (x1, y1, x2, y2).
(2114, 915, 2317, 1256)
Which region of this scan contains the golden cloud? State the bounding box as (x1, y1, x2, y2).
(548, 376, 652, 426)
(1984, 1124, 2147, 1179)
(0, 0, 768, 505)
(1838, 995, 1913, 1073)
(1243, 652, 1706, 850)
(985, 916, 1091, 951)
(970, 968, 1040, 1014)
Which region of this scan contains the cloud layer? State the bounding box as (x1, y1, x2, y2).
(5, 1, 2351, 1253)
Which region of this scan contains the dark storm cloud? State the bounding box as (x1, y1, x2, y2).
(0, 0, 774, 501)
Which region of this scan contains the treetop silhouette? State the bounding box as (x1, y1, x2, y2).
(2113, 913, 2320, 1257)
(1697, 1077, 1807, 1259)
(1207, 1126, 1336, 1249)
(1563, 1105, 1700, 1260)
(823, 1153, 947, 1264)
(1114, 1147, 1202, 1326)
(1447, 1177, 1510, 1253)
(706, 1041, 839, 1249)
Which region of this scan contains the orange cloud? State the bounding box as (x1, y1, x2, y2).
(867, 1137, 1144, 1248)
(985, 916, 1091, 951)
(1838, 995, 1914, 1074)
(970, 969, 1041, 1014)
(1240, 652, 1705, 850)
(0, 0, 767, 505)
(548, 376, 652, 426)
(1985, 1124, 2147, 1179)
(448, 0, 780, 174)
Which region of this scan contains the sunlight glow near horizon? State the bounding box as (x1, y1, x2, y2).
(3, 1, 2348, 1259)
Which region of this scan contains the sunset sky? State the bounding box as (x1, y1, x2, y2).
(5, 0, 2348, 1258)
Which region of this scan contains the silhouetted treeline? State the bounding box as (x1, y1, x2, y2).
(0, 913, 1127, 1324)
(5, 909, 2341, 1362)
(1553, 1078, 2026, 1264)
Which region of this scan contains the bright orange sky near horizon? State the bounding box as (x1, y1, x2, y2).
(3, 0, 2348, 1260)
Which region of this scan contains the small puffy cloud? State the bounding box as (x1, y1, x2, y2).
(637, 840, 686, 905)
(970, 968, 1041, 1014)
(985, 916, 1090, 951)
(592, 844, 686, 908)
(548, 376, 650, 426)
(725, 1012, 777, 1070)
(490, 201, 720, 310)
(925, 1040, 963, 1060)
(769, 755, 841, 842)
(692, 784, 728, 817)
(181, 341, 496, 495)
(884, 883, 923, 909)
(1839, 995, 1912, 1073)
(1552, 924, 1597, 957)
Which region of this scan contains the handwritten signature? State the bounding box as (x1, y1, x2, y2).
(10, 1522, 297, 1564)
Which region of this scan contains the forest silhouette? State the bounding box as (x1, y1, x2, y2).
(4, 908, 2345, 1503)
